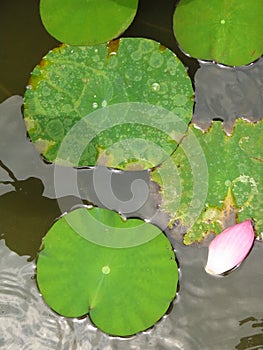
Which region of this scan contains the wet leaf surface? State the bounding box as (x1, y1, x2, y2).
(36, 207, 178, 336)
(151, 119, 263, 244)
(24, 38, 193, 169)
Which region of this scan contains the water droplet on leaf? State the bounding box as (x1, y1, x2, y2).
(151, 82, 160, 92)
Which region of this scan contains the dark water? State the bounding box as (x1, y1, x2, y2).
(0, 0, 263, 349)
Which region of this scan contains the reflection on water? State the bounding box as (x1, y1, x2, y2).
(0, 0, 59, 102)
(0, 172, 59, 261)
(235, 317, 263, 350)
(0, 97, 89, 260)
(0, 161, 84, 261)
(193, 58, 263, 134)
(0, 241, 97, 349)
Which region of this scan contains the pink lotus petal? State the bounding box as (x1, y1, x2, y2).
(205, 220, 255, 275)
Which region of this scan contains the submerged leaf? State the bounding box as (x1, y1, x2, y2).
(40, 0, 139, 45)
(173, 0, 263, 66)
(205, 220, 255, 275)
(24, 38, 193, 170)
(36, 207, 179, 336)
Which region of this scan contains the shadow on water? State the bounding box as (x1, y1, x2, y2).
(235, 317, 263, 349)
(0, 160, 82, 261)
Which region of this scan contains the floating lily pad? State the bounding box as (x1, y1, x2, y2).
(151, 119, 263, 244)
(24, 38, 193, 169)
(40, 0, 139, 45)
(36, 207, 178, 336)
(173, 0, 263, 66)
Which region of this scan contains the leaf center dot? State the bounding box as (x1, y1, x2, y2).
(102, 265, 111, 274)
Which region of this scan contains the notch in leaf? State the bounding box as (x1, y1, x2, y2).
(36, 207, 179, 336)
(173, 0, 263, 66)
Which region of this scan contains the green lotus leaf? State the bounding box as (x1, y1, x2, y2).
(24, 38, 194, 170)
(173, 0, 263, 66)
(151, 119, 263, 244)
(40, 0, 138, 45)
(36, 207, 179, 336)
